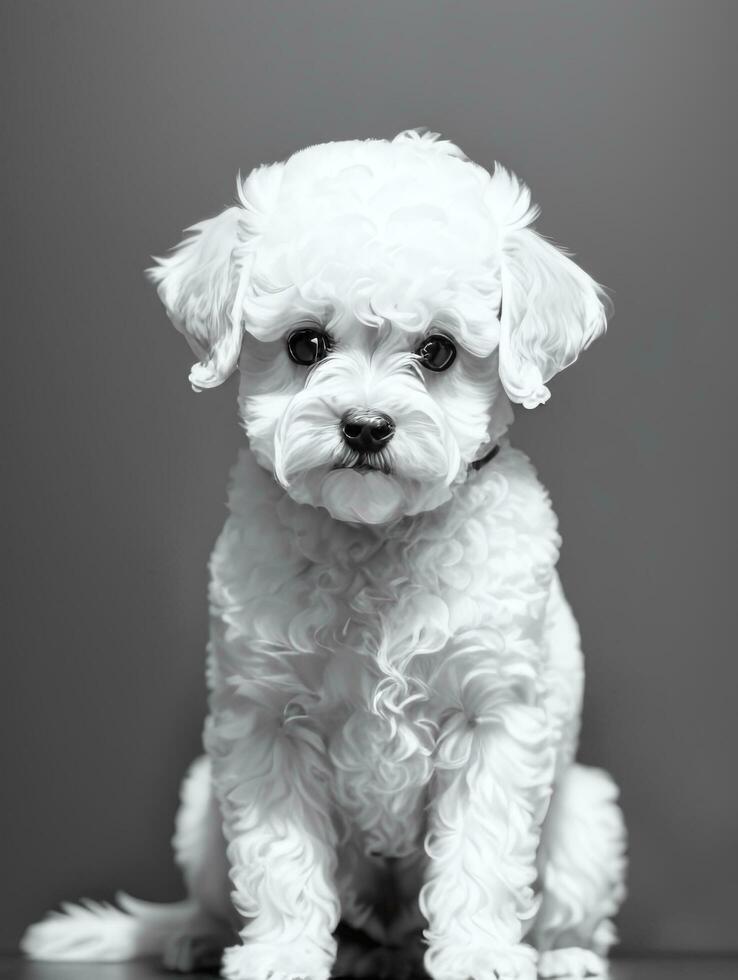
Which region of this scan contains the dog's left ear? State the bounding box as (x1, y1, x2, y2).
(488, 166, 610, 409)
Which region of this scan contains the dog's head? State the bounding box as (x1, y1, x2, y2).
(148, 131, 609, 524)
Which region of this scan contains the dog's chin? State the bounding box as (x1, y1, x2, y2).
(284, 466, 454, 525)
(319, 469, 406, 524)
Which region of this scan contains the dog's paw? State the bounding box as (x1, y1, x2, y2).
(538, 948, 608, 979)
(489, 944, 538, 980)
(425, 941, 537, 980)
(221, 940, 334, 980)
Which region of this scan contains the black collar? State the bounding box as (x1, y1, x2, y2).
(470, 443, 500, 472)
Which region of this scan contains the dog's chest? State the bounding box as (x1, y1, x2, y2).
(283, 523, 496, 854)
(209, 448, 559, 855)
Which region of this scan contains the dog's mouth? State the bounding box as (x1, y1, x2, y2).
(332, 451, 393, 476)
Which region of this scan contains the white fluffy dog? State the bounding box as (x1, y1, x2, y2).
(23, 131, 626, 980)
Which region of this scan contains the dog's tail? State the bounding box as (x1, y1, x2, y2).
(20, 892, 201, 962)
(22, 756, 232, 964)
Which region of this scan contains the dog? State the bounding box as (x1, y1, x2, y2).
(23, 130, 626, 980)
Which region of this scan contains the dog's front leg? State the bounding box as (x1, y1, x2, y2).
(205, 694, 339, 980)
(421, 650, 555, 980)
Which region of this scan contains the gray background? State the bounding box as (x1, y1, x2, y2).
(2, 0, 736, 955)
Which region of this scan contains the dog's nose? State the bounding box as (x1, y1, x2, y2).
(341, 411, 395, 453)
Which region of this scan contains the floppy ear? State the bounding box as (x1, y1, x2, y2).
(147, 207, 246, 391)
(147, 162, 284, 390)
(488, 166, 610, 409)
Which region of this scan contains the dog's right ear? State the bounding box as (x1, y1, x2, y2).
(147, 207, 246, 391)
(147, 164, 284, 391)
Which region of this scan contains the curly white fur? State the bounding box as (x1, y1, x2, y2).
(23, 130, 625, 980)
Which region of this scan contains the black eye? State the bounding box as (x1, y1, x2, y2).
(287, 327, 332, 366)
(415, 333, 457, 372)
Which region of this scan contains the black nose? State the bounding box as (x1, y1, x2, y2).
(341, 411, 395, 453)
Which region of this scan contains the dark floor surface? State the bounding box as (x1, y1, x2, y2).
(1, 957, 737, 980)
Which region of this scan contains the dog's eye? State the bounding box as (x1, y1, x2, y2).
(287, 327, 332, 366)
(415, 334, 457, 372)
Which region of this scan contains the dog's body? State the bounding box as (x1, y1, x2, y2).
(23, 132, 626, 980)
